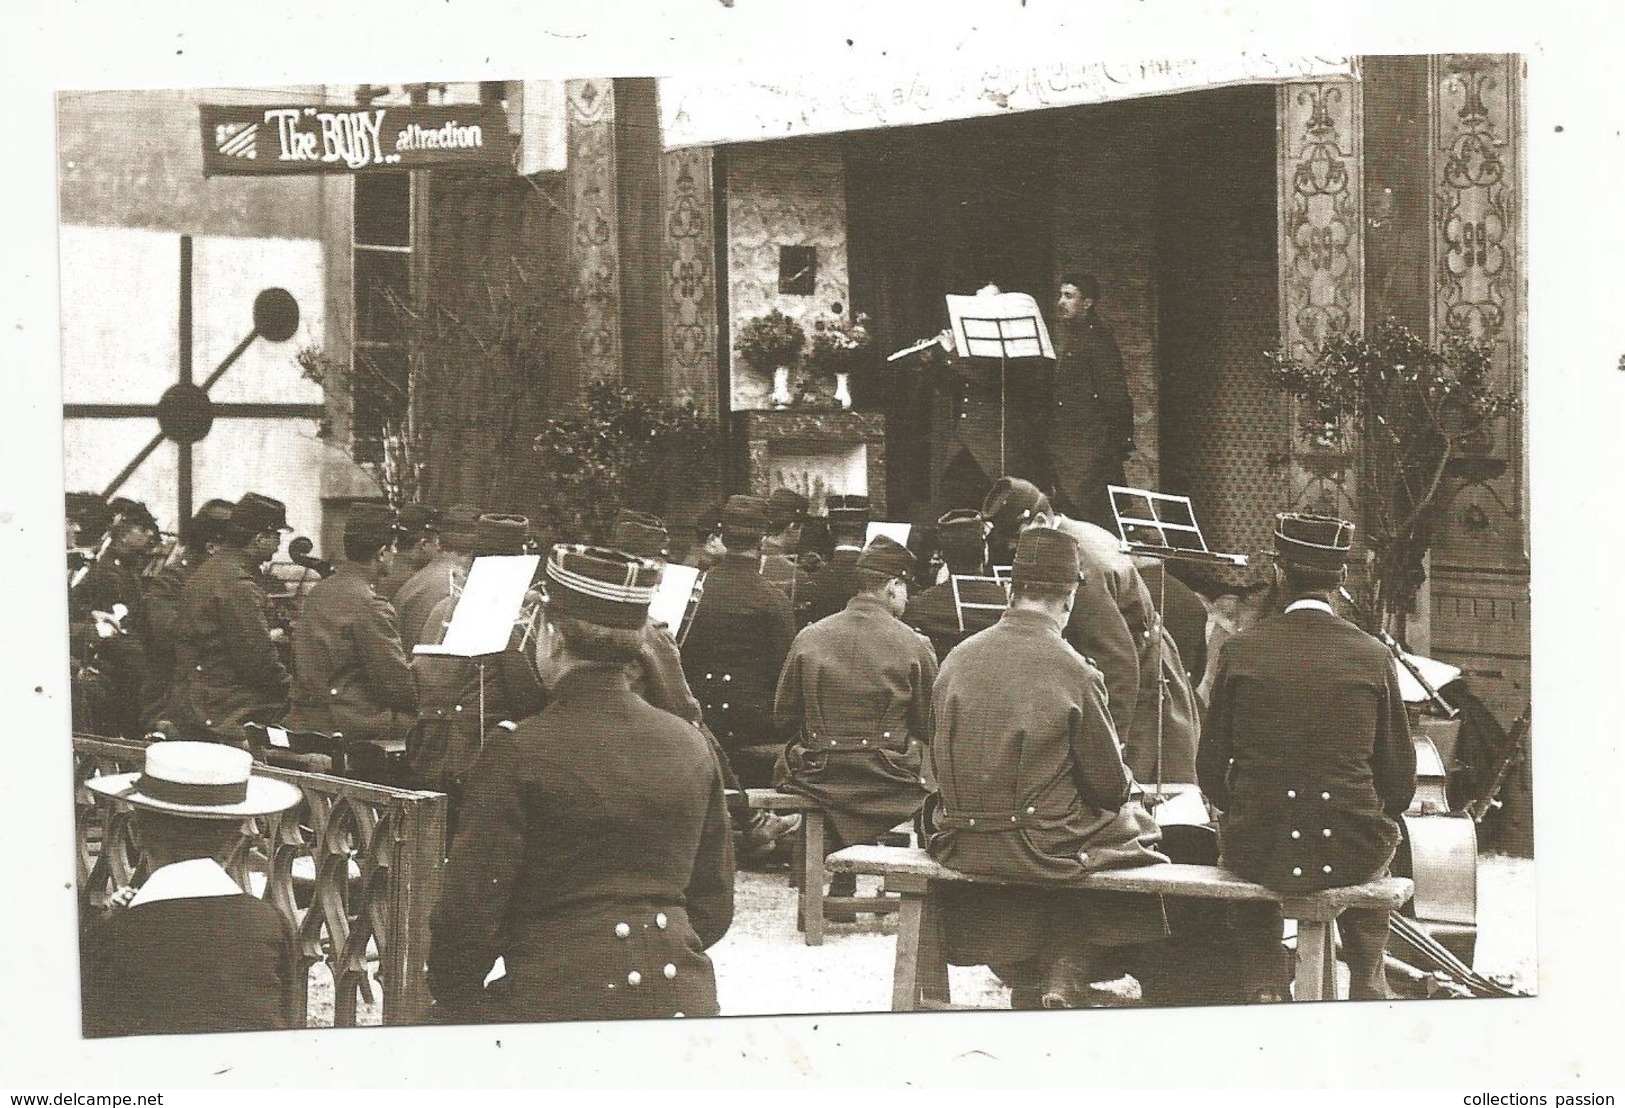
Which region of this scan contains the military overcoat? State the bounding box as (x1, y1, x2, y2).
(284, 563, 417, 743)
(165, 550, 291, 739)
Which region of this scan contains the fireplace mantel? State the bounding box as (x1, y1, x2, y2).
(734, 409, 887, 516)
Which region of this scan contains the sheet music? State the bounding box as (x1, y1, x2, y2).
(1395, 652, 1462, 704)
(866, 521, 912, 547)
(944, 292, 1056, 360)
(648, 562, 700, 632)
(412, 554, 539, 658)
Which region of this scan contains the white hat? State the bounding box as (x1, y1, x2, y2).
(85, 741, 301, 819)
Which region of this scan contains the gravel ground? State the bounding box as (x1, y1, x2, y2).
(309, 852, 1536, 1026)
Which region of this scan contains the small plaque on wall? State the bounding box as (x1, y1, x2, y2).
(778, 245, 816, 295)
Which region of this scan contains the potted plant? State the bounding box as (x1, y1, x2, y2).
(1263, 319, 1520, 637)
(806, 308, 875, 409)
(735, 310, 807, 408)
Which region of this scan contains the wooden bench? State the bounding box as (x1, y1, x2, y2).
(828, 844, 1413, 1008)
(741, 789, 902, 946)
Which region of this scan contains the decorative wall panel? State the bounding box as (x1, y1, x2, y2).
(662, 146, 717, 414)
(726, 140, 849, 410)
(1278, 78, 1363, 521)
(1430, 54, 1526, 571)
(567, 79, 621, 385)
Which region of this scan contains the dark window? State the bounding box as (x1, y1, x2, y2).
(352, 173, 412, 463)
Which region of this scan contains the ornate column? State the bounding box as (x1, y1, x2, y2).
(1277, 77, 1364, 520)
(566, 78, 622, 385)
(662, 146, 718, 415)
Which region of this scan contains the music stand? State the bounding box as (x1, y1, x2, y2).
(413, 554, 540, 744)
(1106, 485, 1248, 804)
(945, 292, 1056, 476)
(949, 574, 1011, 634)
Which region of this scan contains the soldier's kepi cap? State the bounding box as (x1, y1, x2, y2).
(232, 492, 293, 535)
(1012, 527, 1085, 587)
(1274, 512, 1355, 571)
(545, 544, 659, 629)
(765, 488, 809, 530)
(473, 513, 532, 557)
(185, 498, 236, 549)
(981, 477, 1049, 536)
(345, 503, 402, 553)
(825, 493, 871, 524)
(611, 509, 670, 560)
(721, 494, 770, 534)
(398, 503, 442, 535)
(935, 508, 985, 558)
(438, 503, 482, 553)
(857, 534, 914, 580)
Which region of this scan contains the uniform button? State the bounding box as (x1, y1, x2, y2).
(674, 1012, 685, 1018)
(330, 688, 338, 696)
(860, 738, 868, 745)
(627, 971, 642, 986)
(968, 818, 976, 826)
(1026, 806, 1036, 814)
(656, 912, 668, 929)
(1287, 790, 1296, 799)
(1321, 791, 1331, 801)
(1009, 815, 1017, 823)
(830, 740, 837, 747)
(455, 704, 463, 712)
(195, 665, 204, 672)
(723, 674, 732, 682)
(706, 673, 713, 680)
(204, 719, 213, 728)
(1323, 864, 1333, 874)
(882, 731, 891, 739)
(1290, 830, 1301, 839)
(615, 922, 631, 938)
(1292, 867, 1303, 877)
(663, 964, 677, 980)
(1079, 852, 1089, 864)
(1322, 828, 1332, 838)
(721, 703, 728, 709)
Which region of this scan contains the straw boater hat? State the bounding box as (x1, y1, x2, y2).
(86, 741, 300, 819)
(1273, 512, 1356, 571)
(544, 544, 661, 629)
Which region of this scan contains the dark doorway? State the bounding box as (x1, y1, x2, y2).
(844, 114, 1056, 523)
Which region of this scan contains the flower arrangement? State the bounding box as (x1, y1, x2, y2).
(806, 309, 875, 378)
(1263, 319, 1519, 633)
(734, 309, 807, 373)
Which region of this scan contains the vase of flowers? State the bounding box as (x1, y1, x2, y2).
(807, 309, 874, 409)
(735, 309, 807, 409)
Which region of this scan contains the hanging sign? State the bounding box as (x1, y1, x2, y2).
(200, 103, 514, 176)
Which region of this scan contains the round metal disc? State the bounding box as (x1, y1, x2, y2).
(156, 383, 215, 444)
(253, 287, 300, 342)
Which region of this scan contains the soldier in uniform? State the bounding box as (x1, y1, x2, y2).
(679, 508, 725, 571)
(392, 503, 480, 652)
(428, 544, 734, 1023)
(1197, 513, 1417, 1001)
(284, 503, 418, 752)
(70, 500, 159, 737)
(164, 493, 294, 743)
(141, 498, 235, 731)
(1044, 273, 1134, 530)
(758, 488, 816, 618)
(775, 535, 937, 902)
(679, 495, 796, 789)
(928, 527, 1168, 1009)
(611, 510, 801, 859)
(375, 503, 442, 602)
(904, 508, 993, 661)
(800, 494, 871, 626)
(983, 477, 1200, 785)
(410, 513, 544, 817)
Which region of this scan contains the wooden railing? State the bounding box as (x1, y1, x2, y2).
(74, 735, 447, 1028)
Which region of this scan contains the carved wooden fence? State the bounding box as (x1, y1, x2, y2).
(74, 735, 447, 1027)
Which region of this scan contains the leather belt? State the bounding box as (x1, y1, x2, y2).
(800, 730, 911, 752)
(936, 805, 1041, 832)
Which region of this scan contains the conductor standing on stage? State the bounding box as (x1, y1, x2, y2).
(1046, 274, 1133, 530)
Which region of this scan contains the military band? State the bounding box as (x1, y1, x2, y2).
(71, 463, 1420, 1020)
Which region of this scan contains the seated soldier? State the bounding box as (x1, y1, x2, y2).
(800, 494, 870, 626)
(375, 503, 443, 603)
(775, 535, 937, 904)
(142, 498, 235, 732)
(393, 504, 480, 652)
(70, 500, 160, 738)
(165, 492, 294, 744)
(904, 508, 994, 661)
(758, 488, 817, 618)
(610, 510, 800, 860)
(928, 527, 1169, 1009)
(1197, 513, 1418, 1001)
(680, 507, 725, 571)
(81, 741, 302, 1036)
(680, 495, 795, 789)
(410, 513, 545, 823)
(284, 504, 418, 755)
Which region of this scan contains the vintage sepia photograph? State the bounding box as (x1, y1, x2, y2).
(55, 51, 1539, 1042)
